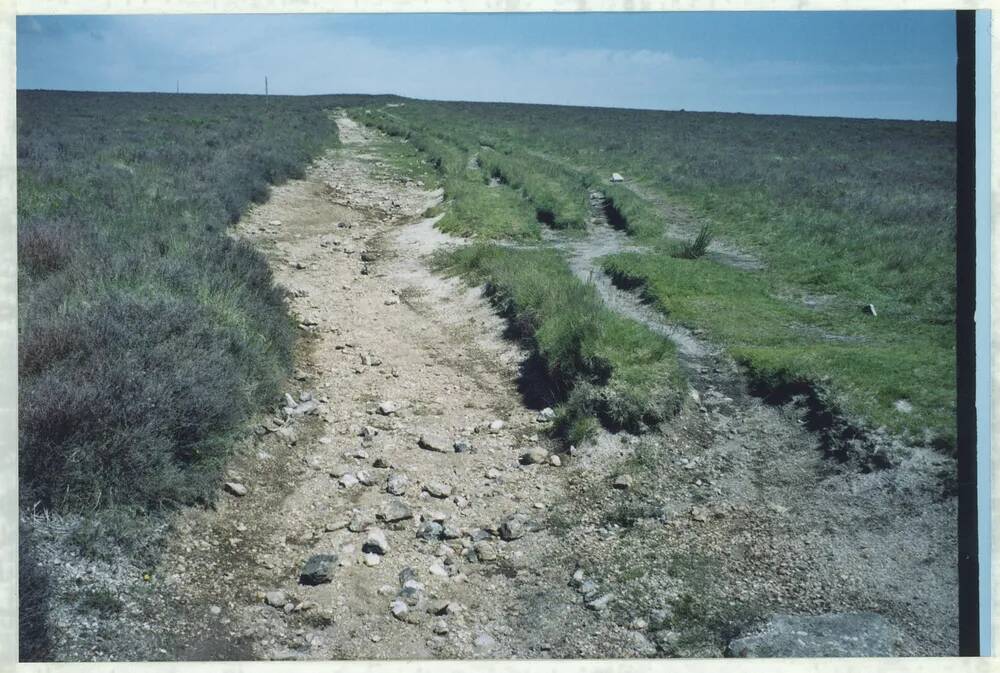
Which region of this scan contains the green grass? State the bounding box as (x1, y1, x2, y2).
(357, 107, 592, 237)
(602, 252, 955, 448)
(436, 176, 543, 241)
(477, 148, 590, 230)
(437, 243, 685, 437)
(350, 98, 956, 450)
(599, 183, 667, 241)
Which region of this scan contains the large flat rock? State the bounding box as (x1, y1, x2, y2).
(727, 613, 895, 658)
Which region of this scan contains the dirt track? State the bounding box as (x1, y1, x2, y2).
(141, 114, 958, 660)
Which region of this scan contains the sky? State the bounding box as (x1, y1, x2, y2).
(16, 12, 956, 121)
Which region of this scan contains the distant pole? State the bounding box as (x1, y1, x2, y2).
(176, 80, 179, 94)
(265, 76, 268, 96)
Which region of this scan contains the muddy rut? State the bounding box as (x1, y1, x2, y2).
(147, 114, 958, 660)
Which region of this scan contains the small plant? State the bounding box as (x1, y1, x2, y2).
(675, 224, 713, 259)
(78, 589, 124, 616)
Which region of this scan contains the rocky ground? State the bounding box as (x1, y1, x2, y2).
(28, 113, 959, 661)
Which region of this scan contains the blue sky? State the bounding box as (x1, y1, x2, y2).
(16, 12, 956, 120)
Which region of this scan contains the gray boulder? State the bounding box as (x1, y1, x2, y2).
(299, 554, 338, 585)
(727, 613, 894, 658)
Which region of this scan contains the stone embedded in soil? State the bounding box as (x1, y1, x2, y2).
(329, 464, 354, 478)
(418, 434, 451, 453)
(519, 447, 548, 465)
(474, 541, 498, 562)
(453, 440, 470, 453)
(348, 511, 374, 533)
(390, 600, 409, 620)
(300, 554, 338, 585)
(613, 474, 634, 490)
(536, 407, 555, 422)
(690, 506, 709, 522)
(586, 594, 613, 611)
(275, 426, 298, 445)
(377, 400, 399, 415)
(726, 613, 894, 658)
(474, 633, 497, 650)
(417, 521, 444, 541)
(363, 528, 390, 555)
(386, 473, 409, 496)
(432, 619, 449, 635)
(265, 590, 288, 608)
(224, 482, 248, 497)
(381, 500, 413, 523)
(339, 473, 360, 488)
(399, 567, 418, 586)
(549, 455, 562, 467)
(488, 420, 505, 434)
(427, 600, 452, 615)
(499, 515, 526, 541)
(424, 481, 453, 498)
(287, 399, 319, 416)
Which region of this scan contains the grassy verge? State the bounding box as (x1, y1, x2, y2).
(602, 252, 955, 449)
(18, 91, 343, 511)
(437, 243, 684, 443)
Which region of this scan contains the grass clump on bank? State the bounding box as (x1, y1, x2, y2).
(598, 183, 666, 240)
(602, 252, 955, 449)
(478, 148, 590, 230)
(436, 176, 543, 241)
(438, 243, 684, 440)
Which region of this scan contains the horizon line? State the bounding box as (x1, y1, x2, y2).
(15, 88, 958, 124)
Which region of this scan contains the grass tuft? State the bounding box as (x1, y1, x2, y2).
(675, 224, 713, 259)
